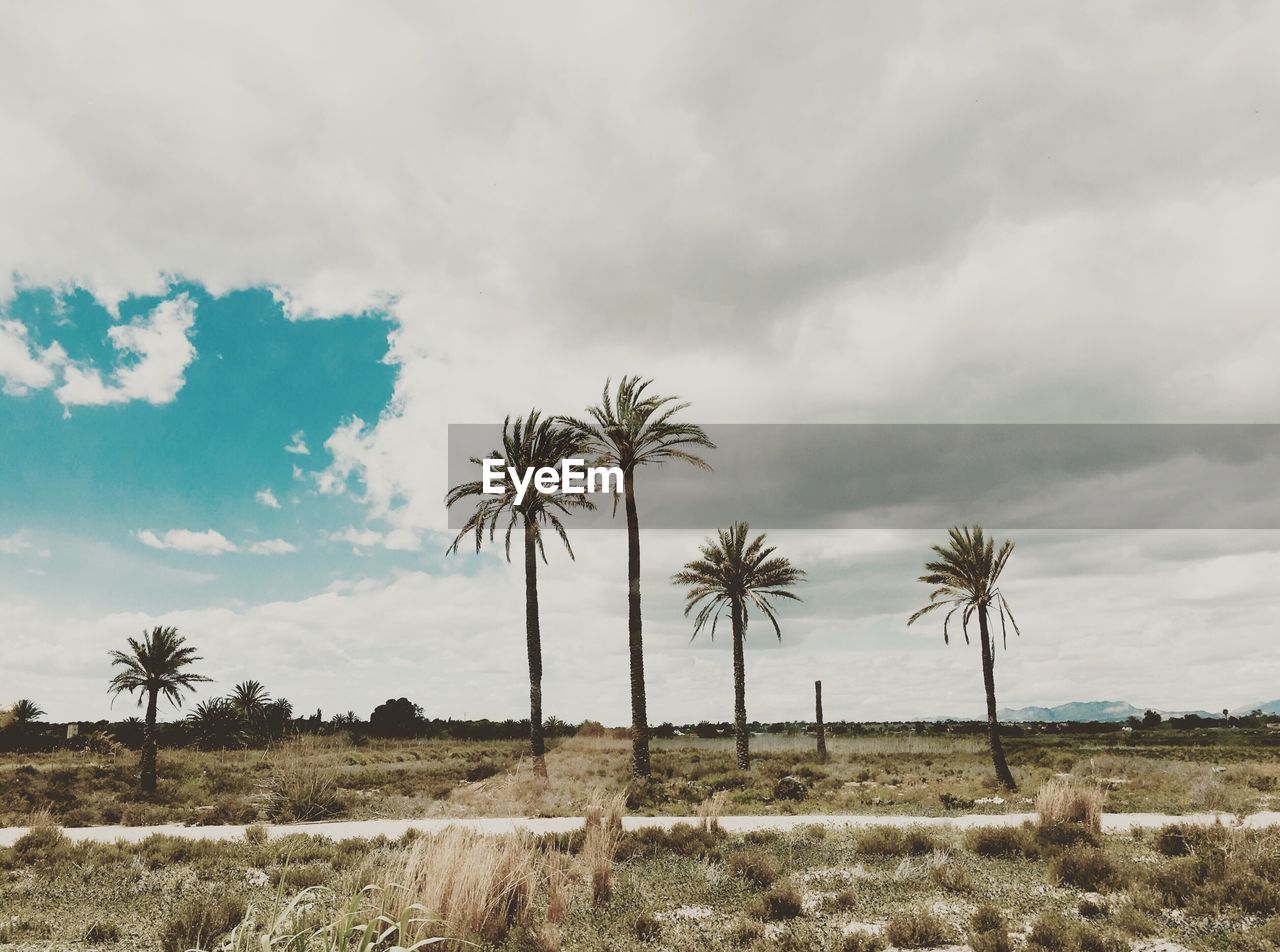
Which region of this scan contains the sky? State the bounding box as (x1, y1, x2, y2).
(2, 2, 1280, 724)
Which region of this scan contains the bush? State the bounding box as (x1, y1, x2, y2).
(726, 919, 765, 946)
(1037, 778, 1104, 832)
(751, 881, 803, 921)
(159, 894, 248, 952)
(263, 740, 343, 822)
(10, 822, 67, 865)
(728, 848, 781, 889)
(772, 775, 807, 801)
(632, 911, 661, 942)
(969, 904, 1011, 952)
(885, 908, 954, 948)
(1052, 845, 1123, 891)
(857, 825, 939, 856)
(839, 933, 886, 952)
(1027, 910, 1077, 950)
(244, 823, 269, 847)
(83, 920, 122, 943)
(966, 824, 1037, 858)
(1108, 903, 1156, 936)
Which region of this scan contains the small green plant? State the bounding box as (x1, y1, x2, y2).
(728, 848, 781, 888)
(966, 824, 1037, 858)
(1052, 845, 1123, 891)
(885, 907, 954, 948)
(632, 911, 661, 942)
(726, 919, 765, 946)
(839, 933, 886, 952)
(857, 825, 939, 856)
(159, 893, 248, 952)
(751, 881, 803, 921)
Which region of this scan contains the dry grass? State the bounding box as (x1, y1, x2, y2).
(697, 792, 726, 832)
(371, 826, 539, 946)
(1036, 777, 1104, 833)
(583, 788, 625, 905)
(263, 737, 343, 822)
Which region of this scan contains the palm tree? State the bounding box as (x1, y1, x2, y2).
(563, 376, 714, 778)
(908, 526, 1021, 791)
(108, 626, 210, 793)
(186, 698, 242, 750)
(672, 522, 804, 770)
(229, 679, 271, 742)
(446, 411, 593, 776)
(10, 699, 44, 723)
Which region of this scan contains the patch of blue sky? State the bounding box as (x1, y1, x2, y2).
(0, 281, 440, 611)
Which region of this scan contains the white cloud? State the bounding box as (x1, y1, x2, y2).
(0, 530, 33, 555)
(0, 320, 65, 396)
(284, 431, 310, 456)
(255, 488, 281, 510)
(330, 525, 385, 549)
(54, 294, 197, 407)
(136, 528, 236, 556)
(247, 538, 298, 555)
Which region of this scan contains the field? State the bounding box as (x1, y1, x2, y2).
(3, 727, 1280, 828)
(4, 728, 1280, 950)
(3, 807, 1280, 950)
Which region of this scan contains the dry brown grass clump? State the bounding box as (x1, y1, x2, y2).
(697, 791, 726, 832)
(1036, 777, 1104, 833)
(583, 788, 625, 905)
(374, 827, 539, 946)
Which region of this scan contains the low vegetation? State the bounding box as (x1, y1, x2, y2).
(3, 808, 1279, 950)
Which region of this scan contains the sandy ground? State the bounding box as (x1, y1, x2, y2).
(2, 810, 1278, 847)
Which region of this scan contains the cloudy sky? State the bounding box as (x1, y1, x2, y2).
(2, 3, 1279, 725)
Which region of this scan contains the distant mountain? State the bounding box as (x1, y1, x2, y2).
(998, 700, 1216, 723)
(999, 701, 1144, 723)
(1231, 700, 1280, 716)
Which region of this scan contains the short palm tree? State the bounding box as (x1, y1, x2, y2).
(908, 526, 1021, 790)
(563, 376, 714, 777)
(10, 699, 44, 723)
(186, 697, 243, 750)
(446, 411, 593, 776)
(673, 522, 804, 770)
(108, 626, 210, 793)
(229, 679, 271, 742)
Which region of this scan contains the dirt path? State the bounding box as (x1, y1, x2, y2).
(3, 810, 1279, 847)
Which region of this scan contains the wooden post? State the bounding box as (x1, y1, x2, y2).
(815, 680, 827, 761)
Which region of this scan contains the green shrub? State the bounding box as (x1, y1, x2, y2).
(726, 919, 765, 946)
(1107, 903, 1155, 936)
(751, 881, 803, 921)
(929, 860, 973, 893)
(1027, 910, 1077, 950)
(632, 911, 661, 942)
(884, 908, 954, 948)
(1148, 855, 1203, 906)
(857, 825, 939, 856)
(966, 824, 1037, 858)
(10, 823, 67, 865)
(969, 904, 1011, 952)
(83, 920, 122, 943)
(1052, 845, 1122, 891)
(838, 933, 886, 952)
(728, 848, 781, 889)
(159, 894, 248, 952)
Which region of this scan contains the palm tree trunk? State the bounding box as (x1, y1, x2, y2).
(978, 604, 1016, 791)
(731, 597, 749, 770)
(624, 471, 651, 778)
(524, 522, 547, 778)
(815, 680, 827, 761)
(140, 688, 159, 794)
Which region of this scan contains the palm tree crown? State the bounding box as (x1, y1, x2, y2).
(907, 525, 1021, 647)
(108, 626, 211, 709)
(446, 410, 594, 560)
(561, 375, 714, 481)
(673, 522, 805, 641)
(230, 679, 271, 715)
(10, 699, 44, 723)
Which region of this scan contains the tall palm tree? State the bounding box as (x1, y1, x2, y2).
(673, 522, 804, 770)
(446, 411, 593, 777)
(908, 525, 1021, 791)
(563, 376, 714, 778)
(229, 679, 271, 742)
(108, 626, 210, 793)
(10, 699, 44, 724)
